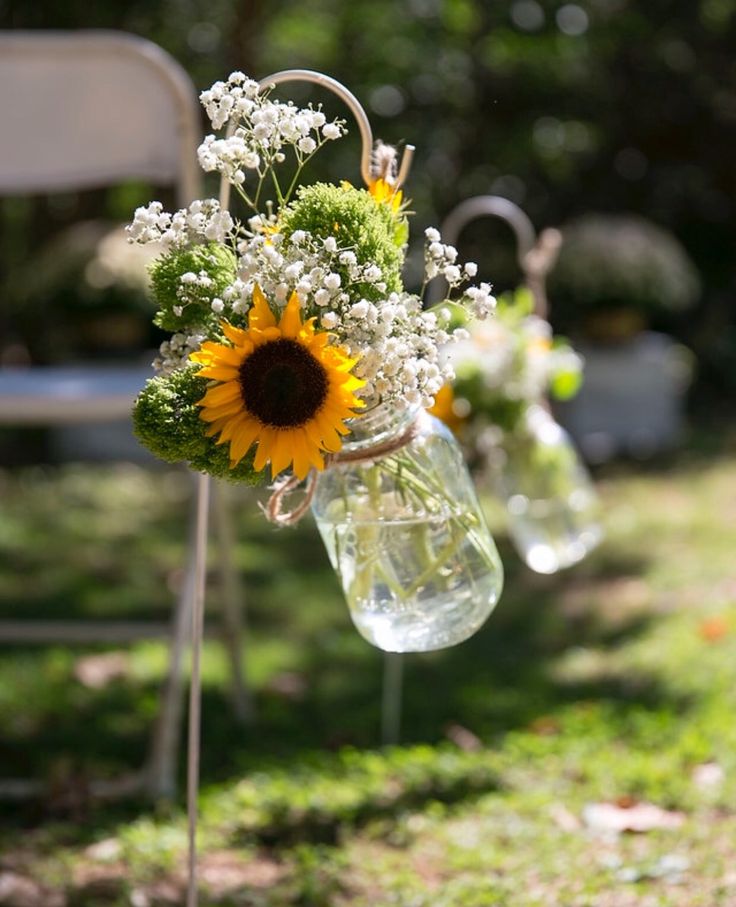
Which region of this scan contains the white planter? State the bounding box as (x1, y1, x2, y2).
(555, 332, 692, 462)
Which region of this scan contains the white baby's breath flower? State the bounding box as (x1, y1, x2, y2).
(322, 123, 342, 140)
(284, 262, 304, 281)
(298, 136, 317, 154)
(443, 264, 462, 284)
(134, 71, 505, 409)
(350, 300, 370, 319)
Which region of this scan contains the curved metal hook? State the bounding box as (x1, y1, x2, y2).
(260, 69, 415, 190)
(441, 196, 538, 267)
(220, 70, 414, 213)
(435, 195, 561, 320)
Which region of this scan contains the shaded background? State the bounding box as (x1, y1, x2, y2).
(1, 7, 736, 903)
(2, 0, 735, 407)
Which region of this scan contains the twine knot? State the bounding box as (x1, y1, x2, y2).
(262, 413, 425, 526)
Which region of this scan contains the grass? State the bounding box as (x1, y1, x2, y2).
(1, 435, 736, 905)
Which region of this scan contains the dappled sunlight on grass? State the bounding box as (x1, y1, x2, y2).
(1, 447, 736, 903)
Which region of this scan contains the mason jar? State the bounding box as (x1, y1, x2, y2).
(489, 404, 602, 574)
(311, 403, 504, 652)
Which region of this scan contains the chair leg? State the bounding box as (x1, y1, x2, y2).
(211, 480, 255, 724)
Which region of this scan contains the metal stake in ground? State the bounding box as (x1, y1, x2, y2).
(186, 473, 210, 907)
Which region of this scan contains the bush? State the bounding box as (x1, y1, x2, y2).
(549, 215, 701, 327)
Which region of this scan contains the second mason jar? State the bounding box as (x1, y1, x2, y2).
(488, 404, 602, 574)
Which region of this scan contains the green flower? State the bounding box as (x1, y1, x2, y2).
(279, 183, 405, 300)
(133, 365, 263, 484)
(149, 243, 237, 332)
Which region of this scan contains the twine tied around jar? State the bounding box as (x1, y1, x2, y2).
(187, 67, 416, 907)
(262, 412, 427, 526)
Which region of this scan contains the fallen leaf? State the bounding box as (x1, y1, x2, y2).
(582, 800, 685, 834)
(692, 761, 725, 788)
(549, 803, 581, 832)
(83, 838, 122, 862)
(650, 853, 690, 879)
(698, 616, 730, 642)
(263, 671, 308, 700)
(615, 853, 689, 885)
(129, 889, 150, 907)
(0, 871, 65, 907)
(528, 715, 560, 736)
(199, 851, 286, 895)
(445, 723, 482, 752)
(73, 652, 131, 689)
(71, 863, 126, 900)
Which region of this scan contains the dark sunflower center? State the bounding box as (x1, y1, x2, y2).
(239, 339, 329, 427)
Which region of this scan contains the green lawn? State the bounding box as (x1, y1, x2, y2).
(1, 438, 735, 905)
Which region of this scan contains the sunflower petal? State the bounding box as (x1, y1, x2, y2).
(200, 382, 242, 406)
(269, 431, 293, 477)
(315, 409, 347, 440)
(308, 445, 327, 471)
(211, 412, 247, 443)
(250, 284, 277, 331)
(197, 399, 244, 421)
(194, 364, 240, 381)
(204, 416, 232, 438)
(219, 324, 253, 351)
(253, 427, 275, 473)
(279, 291, 303, 339)
(306, 331, 329, 349)
(229, 418, 260, 464)
(289, 433, 311, 480)
(251, 326, 281, 345)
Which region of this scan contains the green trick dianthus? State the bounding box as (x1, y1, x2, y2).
(132, 365, 262, 484)
(149, 243, 237, 332)
(279, 183, 405, 300)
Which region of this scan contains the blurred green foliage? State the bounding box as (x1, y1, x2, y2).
(2, 0, 736, 392)
(2, 446, 736, 902)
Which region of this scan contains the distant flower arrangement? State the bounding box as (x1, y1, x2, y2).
(128, 72, 496, 484)
(431, 287, 583, 460)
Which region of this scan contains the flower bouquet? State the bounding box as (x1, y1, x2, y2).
(128, 71, 504, 653)
(432, 287, 602, 573)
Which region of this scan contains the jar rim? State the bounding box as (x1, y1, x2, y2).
(343, 399, 421, 451)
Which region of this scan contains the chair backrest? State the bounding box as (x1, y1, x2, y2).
(0, 30, 201, 205)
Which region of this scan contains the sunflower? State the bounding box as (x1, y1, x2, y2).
(428, 384, 467, 436)
(368, 177, 404, 215)
(190, 286, 365, 480)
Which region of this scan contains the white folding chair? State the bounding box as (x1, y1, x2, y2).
(0, 30, 251, 800)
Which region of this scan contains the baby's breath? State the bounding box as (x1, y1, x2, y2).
(194, 72, 346, 212)
(128, 71, 500, 413)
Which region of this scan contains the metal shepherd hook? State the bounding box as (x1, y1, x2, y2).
(187, 69, 415, 907)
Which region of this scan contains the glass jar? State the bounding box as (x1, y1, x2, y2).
(489, 405, 602, 574)
(311, 404, 504, 653)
